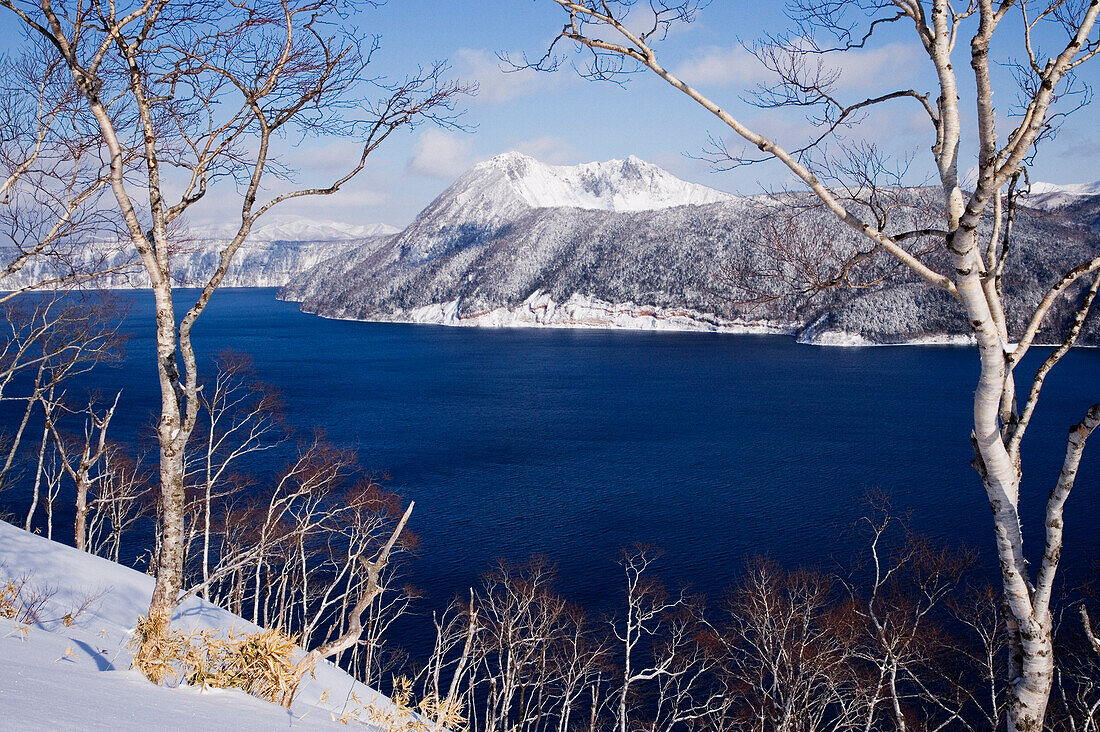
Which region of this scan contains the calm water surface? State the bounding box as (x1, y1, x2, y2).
(24, 288, 1100, 613)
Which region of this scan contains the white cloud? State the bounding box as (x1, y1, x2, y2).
(510, 137, 578, 164)
(830, 42, 921, 90)
(279, 141, 377, 176)
(673, 46, 770, 87)
(405, 130, 476, 179)
(455, 48, 557, 104)
(673, 41, 922, 92)
(183, 184, 390, 230)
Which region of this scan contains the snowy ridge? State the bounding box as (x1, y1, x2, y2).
(0, 236, 386, 290)
(0, 214, 398, 291)
(190, 215, 399, 242)
(0, 520, 390, 730)
(478, 152, 733, 211)
(1023, 180, 1100, 210)
(1027, 180, 1100, 197)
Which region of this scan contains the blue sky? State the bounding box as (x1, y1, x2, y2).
(2, 0, 1098, 228)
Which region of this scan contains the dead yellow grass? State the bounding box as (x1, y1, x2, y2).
(130, 619, 301, 703)
(129, 621, 465, 729)
(354, 676, 467, 732)
(0, 579, 21, 620)
(185, 627, 300, 703)
(131, 613, 186, 684)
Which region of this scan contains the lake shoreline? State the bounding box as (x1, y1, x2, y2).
(277, 290, 1091, 349)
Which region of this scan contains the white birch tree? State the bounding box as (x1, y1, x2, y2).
(0, 0, 468, 663)
(529, 2, 1100, 729)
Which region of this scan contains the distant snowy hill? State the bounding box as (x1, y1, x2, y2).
(0, 216, 396, 290)
(281, 153, 1100, 345)
(383, 152, 735, 268)
(0, 519, 389, 731)
(1024, 180, 1100, 210)
(191, 215, 400, 242)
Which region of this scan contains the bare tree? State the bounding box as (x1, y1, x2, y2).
(0, 36, 131, 297)
(84, 446, 153, 563)
(0, 295, 123, 497)
(185, 353, 283, 599)
(610, 545, 697, 732)
(714, 558, 864, 732)
(530, 2, 1100, 728)
(284, 499, 414, 707)
(0, 0, 469, 660)
(41, 388, 119, 551)
(416, 557, 612, 732)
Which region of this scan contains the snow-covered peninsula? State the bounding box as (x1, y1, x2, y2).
(281, 153, 1100, 346)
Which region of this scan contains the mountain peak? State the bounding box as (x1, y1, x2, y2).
(484, 151, 535, 165)
(1028, 180, 1100, 196)
(467, 152, 732, 212)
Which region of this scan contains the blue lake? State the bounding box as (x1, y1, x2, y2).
(12, 287, 1100, 614)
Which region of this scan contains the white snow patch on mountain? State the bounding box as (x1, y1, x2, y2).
(191, 215, 399, 241)
(475, 152, 733, 211)
(0, 520, 390, 730)
(1023, 180, 1100, 209)
(1028, 180, 1100, 197)
(796, 329, 974, 347)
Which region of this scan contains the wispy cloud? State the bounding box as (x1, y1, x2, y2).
(510, 137, 578, 164)
(672, 41, 921, 92)
(455, 48, 560, 104)
(828, 42, 921, 90)
(672, 46, 770, 87)
(405, 129, 476, 179)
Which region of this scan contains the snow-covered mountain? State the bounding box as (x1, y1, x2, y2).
(281, 154, 1100, 345)
(1023, 180, 1100, 210)
(465, 152, 733, 212)
(386, 152, 734, 267)
(191, 215, 400, 242)
(0, 217, 397, 290)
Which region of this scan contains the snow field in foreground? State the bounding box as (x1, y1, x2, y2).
(0, 519, 389, 731)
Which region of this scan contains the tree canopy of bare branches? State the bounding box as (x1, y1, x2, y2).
(0, 0, 469, 662)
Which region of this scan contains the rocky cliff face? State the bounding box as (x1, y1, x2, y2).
(282, 153, 1100, 345)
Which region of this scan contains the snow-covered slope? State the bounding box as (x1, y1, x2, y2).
(1024, 180, 1100, 210)
(473, 152, 732, 211)
(282, 154, 1100, 345)
(192, 215, 400, 242)
(0, 222, 395, 290)
(0, 520, 388, 730)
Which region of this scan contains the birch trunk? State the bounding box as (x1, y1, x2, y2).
(952, 224, 1054, 730)
(535, 2, 1100, 728)
(148, 280, 187, 628)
